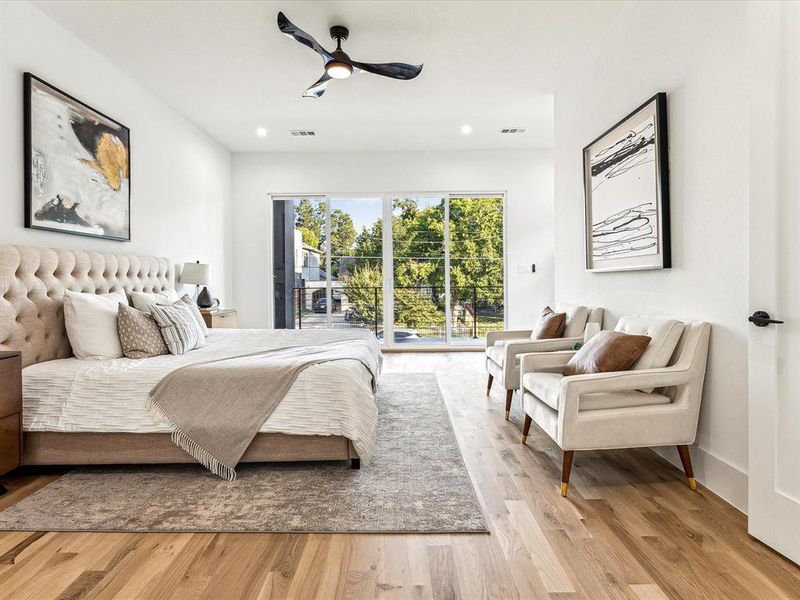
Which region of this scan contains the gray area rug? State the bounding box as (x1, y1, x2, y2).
(0, 373, 487, 533)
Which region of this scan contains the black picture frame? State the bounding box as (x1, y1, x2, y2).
(582, 92, 670, 271)
(24, 72, 131, 241)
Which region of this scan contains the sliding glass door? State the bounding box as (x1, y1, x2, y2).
(329, 197, 384, 334)
(391, 196, 447, 343)
(272, 193, 505, 348)
(448, 196, 505, 344)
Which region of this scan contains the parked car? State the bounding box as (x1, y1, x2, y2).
(377, 329, 421, 342)
(313, 297, 341, 313)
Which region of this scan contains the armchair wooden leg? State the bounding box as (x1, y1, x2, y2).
(486, 374, 494, 397)
(521, 414, 532, 445)
(677, 445, 697, 490)
(561, 450, 574, 497)
(504, 389, 513, 420)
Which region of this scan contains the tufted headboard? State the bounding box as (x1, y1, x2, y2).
(0, 244, 175, 368)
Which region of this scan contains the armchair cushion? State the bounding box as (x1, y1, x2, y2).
(486, 343, 513, 367)
(531, 306, 567, 339)
(557, 302, 590, 338)
(562, 330, 651, 376)
(615, 315, 685, 392)
(522, 372, 671, 412)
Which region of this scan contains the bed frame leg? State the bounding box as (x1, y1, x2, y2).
(350, 458, 361, 470)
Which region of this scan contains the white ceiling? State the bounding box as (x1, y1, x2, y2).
(33, 1, 623, 153)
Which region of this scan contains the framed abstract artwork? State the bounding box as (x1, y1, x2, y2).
(24, 73, 131, 241)
(583, 92, 670, 272)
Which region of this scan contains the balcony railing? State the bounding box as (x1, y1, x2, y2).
(291, 285, 504, 343)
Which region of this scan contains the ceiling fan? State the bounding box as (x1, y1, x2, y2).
(277, 12, 423, 98)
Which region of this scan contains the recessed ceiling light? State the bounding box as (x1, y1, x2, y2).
(461, 125, 472, 135)
(255, 127, 268, 137)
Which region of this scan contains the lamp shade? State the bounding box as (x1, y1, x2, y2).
(181, 262, 210, 285)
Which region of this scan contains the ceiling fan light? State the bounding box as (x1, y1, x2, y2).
(326, 60, 352, 79)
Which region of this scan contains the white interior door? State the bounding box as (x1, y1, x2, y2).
(747, 0, 800, 564)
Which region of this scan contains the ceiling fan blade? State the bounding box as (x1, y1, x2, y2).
(349, 61, 423, 80)
(277, 12, 333, 62)
(302, 72, 332, 98)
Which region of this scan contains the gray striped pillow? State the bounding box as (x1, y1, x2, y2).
(149, 303, 206, 355)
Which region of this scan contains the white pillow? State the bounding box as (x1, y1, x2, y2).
(614, 315, 685, 393)
(556, 302, 590, 338)
(131, 289, 179, 312)
(63, 290, 129, 360)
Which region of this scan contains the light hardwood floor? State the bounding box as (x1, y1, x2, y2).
(0, 352, 798, 599)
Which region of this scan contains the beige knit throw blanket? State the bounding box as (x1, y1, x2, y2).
(147, 338, 380, 480)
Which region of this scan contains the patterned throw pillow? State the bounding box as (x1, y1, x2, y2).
(117, 304, 169, 359)
(158, 294, 209, 336)
(149, 303, 206, 355)
(172, 294, 210, 336)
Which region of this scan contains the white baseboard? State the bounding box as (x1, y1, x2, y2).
(651, 445, 748, 514)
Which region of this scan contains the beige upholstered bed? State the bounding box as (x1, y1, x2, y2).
(0, 244, 360, 467)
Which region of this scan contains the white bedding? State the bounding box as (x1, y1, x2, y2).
(23, 328, 380, 460)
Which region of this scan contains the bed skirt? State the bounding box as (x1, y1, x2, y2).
(23, 432, 358, 466)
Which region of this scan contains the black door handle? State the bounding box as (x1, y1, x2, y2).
(748, 311, 784, 327)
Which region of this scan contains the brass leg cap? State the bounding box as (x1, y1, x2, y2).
(521, 435, 528, 445)
(688, 477, 697, 491)
(560, 482, 568, 497)
(504, 410, 510, 420)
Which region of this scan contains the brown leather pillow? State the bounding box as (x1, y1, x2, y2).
(562, 330, 651, 376)
(531, 306, 567, 340)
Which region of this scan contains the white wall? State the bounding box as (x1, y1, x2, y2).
(553, 2, 749, 510)
(0, 1, 232, 301)
(231, 150, 554, 330)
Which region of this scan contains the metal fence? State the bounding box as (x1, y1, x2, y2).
(291, 285, 504, 342)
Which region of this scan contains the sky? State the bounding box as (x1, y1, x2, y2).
(328, 196, 442, 232)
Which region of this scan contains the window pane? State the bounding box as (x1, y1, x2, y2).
(292, 197, 327, 330)
(392, 196, 446, 344)
(329, 197, 384, 340)
(448, 196, 505, 345)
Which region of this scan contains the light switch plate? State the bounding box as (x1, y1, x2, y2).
(517, 264, 535, 274)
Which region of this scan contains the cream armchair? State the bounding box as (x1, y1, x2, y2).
(485, 303, 603, 419)
(519, 317, 711, 497)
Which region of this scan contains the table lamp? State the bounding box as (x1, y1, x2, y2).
(181, 261, 212, 308)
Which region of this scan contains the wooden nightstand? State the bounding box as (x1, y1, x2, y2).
(0, 351, 22, 495)
(201, 308, 238, 329)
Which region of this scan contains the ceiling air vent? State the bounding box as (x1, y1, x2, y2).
(289, 129, 316, 137)
(499, 127, 527, 135)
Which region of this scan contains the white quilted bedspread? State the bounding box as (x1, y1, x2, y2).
(22, 328, 381, 460)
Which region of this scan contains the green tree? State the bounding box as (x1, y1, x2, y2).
(294, 198, 324, 242)
(353, 219, 383, 270)
(342, 265, 382, 326)
(343, 265, 441, 332)
(298, 226, 319, 249)
(393, 288, 441, 329)
(448, 197, 504, 306)
(325, 209, 356, 277)
(294, 200, 356, 278)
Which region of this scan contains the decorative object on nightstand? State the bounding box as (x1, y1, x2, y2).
(181, 261, 213, 308)
(0, 351, 22, 495)
(200, 308, 238, 329)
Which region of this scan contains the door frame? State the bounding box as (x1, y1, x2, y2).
(267, 190, 508, 350)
